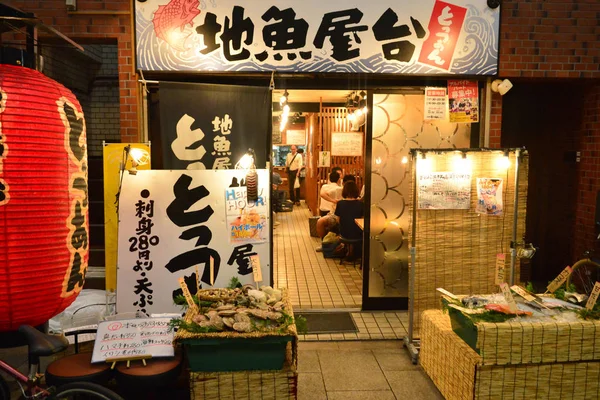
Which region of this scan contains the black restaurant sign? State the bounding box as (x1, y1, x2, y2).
(159, 82, 270, 169)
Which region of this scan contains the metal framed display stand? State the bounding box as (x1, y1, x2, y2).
(403, 148, 526, 365)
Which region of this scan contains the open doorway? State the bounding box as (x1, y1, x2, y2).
(271, 89, 366, 310)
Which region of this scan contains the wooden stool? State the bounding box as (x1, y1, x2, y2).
(46, 353, 113, 387)
(114, 352, 183, 398)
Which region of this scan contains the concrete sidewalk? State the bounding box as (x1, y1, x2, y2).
(298, 340, 443, 400)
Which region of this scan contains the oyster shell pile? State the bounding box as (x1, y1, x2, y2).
(189, 286, 288, 333)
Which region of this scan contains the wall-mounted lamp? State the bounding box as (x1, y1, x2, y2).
(236, 149, 258, 202)
(401, 156, 408, 164)
(66, 0, 76, 12)
(491, 79, 513, 96)
(124, 145, 150, 175)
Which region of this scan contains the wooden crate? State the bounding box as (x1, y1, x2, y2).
(421, 310, 600, 400)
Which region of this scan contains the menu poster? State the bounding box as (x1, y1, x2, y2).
(476, 178, 504, 216)
(417, 172, 472, 210)
(318, 151, 331, 168)
(331, 132, 363, 157)
(448, 80, 479, 123)
(424, 87, 448, 120)
(225, 187, 268, 244)
(285, 130, 306, 145)
(91, 318, 175, 363)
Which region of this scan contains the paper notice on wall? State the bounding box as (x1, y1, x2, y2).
(448, 80, 479, 123)
(417, 172, 472, 210)
(476, 178, 503, 216)
(225, 186, 268, 244)
(424, 87, 448, 120)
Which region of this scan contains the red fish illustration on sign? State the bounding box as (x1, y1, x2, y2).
(152, 0, 201, 52)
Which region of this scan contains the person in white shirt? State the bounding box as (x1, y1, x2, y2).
(285, 145, 303, 206)
(319, 170, 342, 217)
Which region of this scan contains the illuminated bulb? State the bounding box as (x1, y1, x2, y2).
(283, 104, 290, 115)
(496, 154, 510, 169)
(375, 157, 382, 165)
(453, 154, 472, 172)
(279, 95, 287, 105)
(417, 156, 433, 174)
(237, 154, 254, 170)
(401, 156, 408, 164)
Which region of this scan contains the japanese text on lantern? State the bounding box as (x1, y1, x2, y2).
(60, 99, 89, 297)
(0, 89, 7, 206)
(194, 6, 425, 63)
(418, 1, 467, 70)
(165, 174, 220, 285)
(211, 114, 233, 169)
(130, 190, 160, 314)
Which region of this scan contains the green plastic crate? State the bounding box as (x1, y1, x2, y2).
(183, 336, 295, 372)
(446, 307, 480, 354)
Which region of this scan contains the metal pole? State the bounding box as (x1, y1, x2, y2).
(408, 151, 418, 343)
(509, 149, 521, 285)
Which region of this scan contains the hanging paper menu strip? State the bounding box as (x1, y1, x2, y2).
(250, 254, 263, 284)
(178, 277, 198, 313)
(546, 266, 573, 293)
(495, 253, 506, 285)
(209, 256, 215, 286)
(585, 282, 600, 310)
(499, 283, 518, 313)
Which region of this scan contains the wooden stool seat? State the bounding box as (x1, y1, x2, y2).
(46, 353, 112, 387)
(114, 352, 183, 389)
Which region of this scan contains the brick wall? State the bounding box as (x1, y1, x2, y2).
(87, 44, 120, 156)
(574, 85, 600, 257)
(4, 0, 139, 143)
(499, 0, 600, 79)
(495, 0, 600, 262)
(491, 0, 600, 145)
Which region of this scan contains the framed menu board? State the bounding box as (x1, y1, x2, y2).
(332, 132, 363, 156)
(285, 129, 306, 145)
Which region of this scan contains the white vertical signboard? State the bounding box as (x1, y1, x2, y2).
(116, 170, 271, 314)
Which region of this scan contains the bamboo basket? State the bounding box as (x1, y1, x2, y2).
(421, 310, 600, 400)
(190, 369, 298, 400)
(409, 151, 529, 337)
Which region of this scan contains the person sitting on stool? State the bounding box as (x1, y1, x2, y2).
(335, 180, 364, 261)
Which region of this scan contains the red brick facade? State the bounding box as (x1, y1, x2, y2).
(499, 0, 600, 79)
(5, 0, 139, 142)
(574, 85, 600, 257)
(495, 0, 600, 256)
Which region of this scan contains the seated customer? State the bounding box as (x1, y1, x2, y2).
(319, 171, 342, 217)
(335, 181, 364, 259)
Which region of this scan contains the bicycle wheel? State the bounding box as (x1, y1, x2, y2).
(51, 382, 124, 400)
(0, 374, 10, 400)
(566, 259, 600, 297)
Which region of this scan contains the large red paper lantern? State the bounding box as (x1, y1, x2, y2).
(0, 64, 89, 331)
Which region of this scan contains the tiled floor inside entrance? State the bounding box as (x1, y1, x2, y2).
(273, 202, 362, 309)
(273, 202, 409, 341)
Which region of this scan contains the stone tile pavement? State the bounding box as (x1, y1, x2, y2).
(297, 340, 443, 400)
